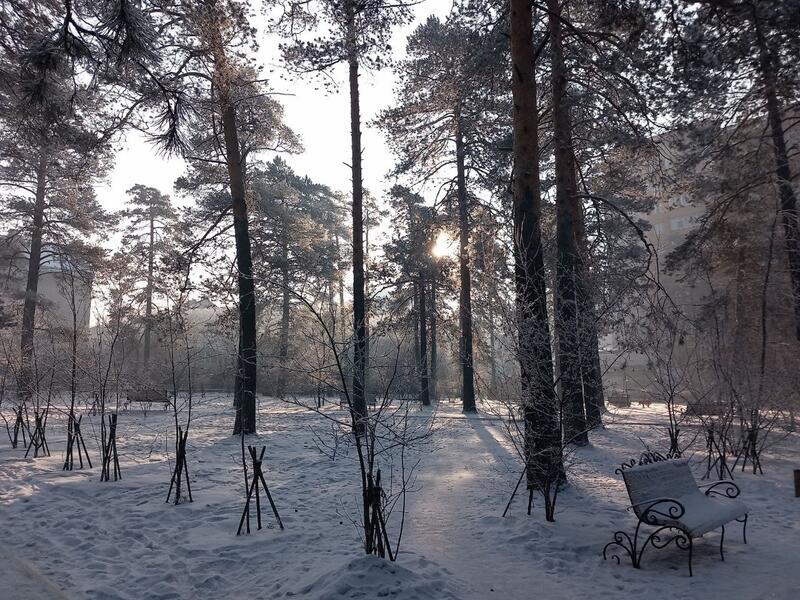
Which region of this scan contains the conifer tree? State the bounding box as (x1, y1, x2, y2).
(250, 158, 345, 398)
(120, 184, 176, 375)
(280, 0, 413, 428)
(379, 14, 505, 412)
(509, 0, 563, 518)
(150, 0, 299, 434)
(658, 0, 800, 340)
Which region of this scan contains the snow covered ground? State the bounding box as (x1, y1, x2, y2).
(1, 395, 799, 599)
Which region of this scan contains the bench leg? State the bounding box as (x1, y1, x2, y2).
(604, 523, 693, 576)
(719, 525, 725, 561)
(737, 514, 748, 544)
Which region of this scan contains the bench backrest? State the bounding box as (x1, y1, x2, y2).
(127, 389, 168, 402)
(621, 459, 699, 517)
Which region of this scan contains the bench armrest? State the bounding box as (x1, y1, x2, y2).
(699, 480, 741, 499)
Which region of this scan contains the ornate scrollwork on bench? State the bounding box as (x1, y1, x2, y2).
(614, 450, 669, 475)
(701, 480, 741, 499)
(605, 458, 749, 577)
(604, 498, 691, 573)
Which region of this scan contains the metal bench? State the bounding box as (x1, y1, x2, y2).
(603, 453, 748, 576)
(607, 391, 631, 408)
(125, 389, 170, 414)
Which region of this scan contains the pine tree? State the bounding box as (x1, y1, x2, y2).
(149, 0, 299, 434)
(658, 0, 800, 340)
(120, 185, 176, 375)
(250, 158, 346, 398)
(548, 0, 591, 445)
(0, 55, 112, 406)
(379, 14, 506, 412)
(382, 185, 437, 406)
(509, 0, 563, 518)
(280, 0, 413, 430)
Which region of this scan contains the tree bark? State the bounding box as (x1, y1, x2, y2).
(18, 142, 48, 406)
(347, 4, 368, 432)
(510, 0, 563, 497)
(488, 291, 497, 395)
(573, 200, 604, 428)
(412, 281, 420, 385)
(753, 7, 800, 341)
(429, 269, 438, 403)
(582, 320, 605, 427)
(220, 97, 257, 435)
(277, 226, 290, 399)
(143, 203, 155, 372)
(418, 273, 430, 406)
(549, 0, 588, 445)
(455, 123, 476, 413)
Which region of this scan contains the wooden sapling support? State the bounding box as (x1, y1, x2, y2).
(735, 425, 764, 475)
(365, 469, 394, 560)
(63, 414, 92, 470)
(25, 410, 50, 458)
(237, 446, 283, 535)
(11, 405, 27, 449)
(100, 413, 121, 482)
(166, 427, 192, 504)
(702, 422, 733, 481)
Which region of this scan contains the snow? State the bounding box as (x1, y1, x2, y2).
(1, 396, 799, 599)
(0, 550, 70, 600)
(621, 459, 749, 535)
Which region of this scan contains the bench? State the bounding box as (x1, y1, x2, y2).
(125, 389, 170, 414)
(686, 400, 727, 418)
(603, 454, 748, 576)
(607, 392, 631, 408)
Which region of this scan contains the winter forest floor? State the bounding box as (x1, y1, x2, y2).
(1, 395, 799, 600)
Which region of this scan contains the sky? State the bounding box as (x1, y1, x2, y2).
(97, 1, 455, 222)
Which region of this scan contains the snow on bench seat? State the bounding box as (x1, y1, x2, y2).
(604, 456, 750, 576)
(623, 459, 748, 536)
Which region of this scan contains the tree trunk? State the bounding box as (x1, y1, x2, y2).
(412, 281, 420, 387)
(582, 321, 605, 427)
(573, 198, 605, 428)
(69, 274, 78, 418)
(277, 227, 290, 398)
(488, 291, 497, 395)
(429, 270, 438, 403)
(220, 97, 257, 435)
(347, 6, 368, 433)
(418, 274, 430, 406)
(334, 232, 346, 343)
(143, 204, 155, 372)
(753, 7, 800, 342)
(549, 0, 588, 446)
(455, 123, 476, 413)
(64, 269, 79, 467)
(18, 143, 48, 406)
(510, 0, 563, 500)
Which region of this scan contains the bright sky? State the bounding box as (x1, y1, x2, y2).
(97, 1, 455, 220)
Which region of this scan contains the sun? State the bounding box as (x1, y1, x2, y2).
(431, 231, 457, 258)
